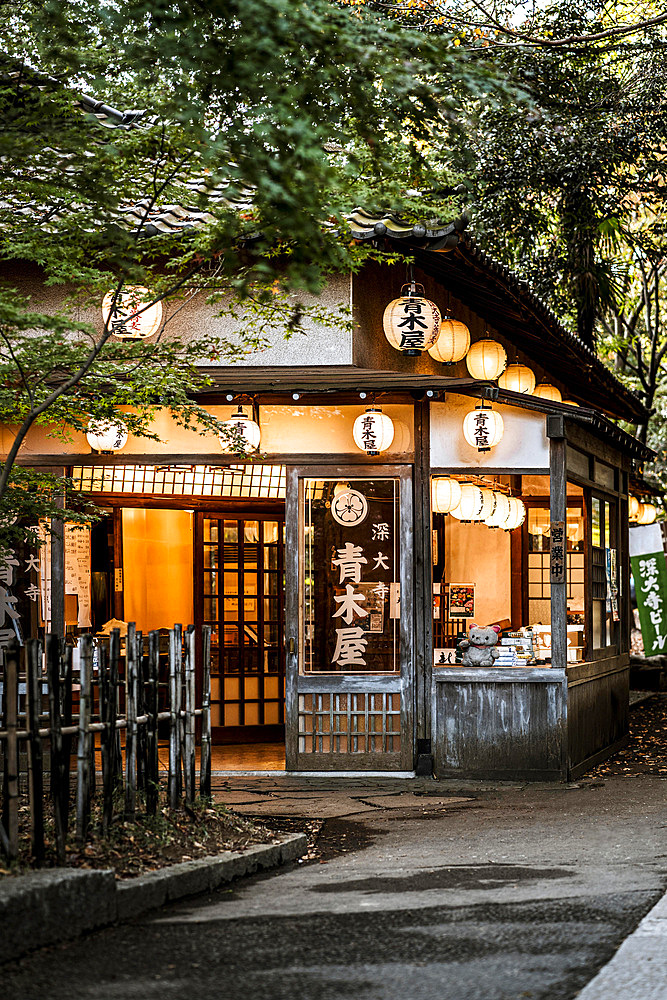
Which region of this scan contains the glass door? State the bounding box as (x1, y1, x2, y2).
(285, 467, 413, 771)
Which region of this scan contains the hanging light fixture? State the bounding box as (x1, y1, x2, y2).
(466, 337, 507, 381)
(428, 317, 471, 364)
(477, 488, 497, 521)
(533, 384, 563, 403)
(502, 497, 527, 531)
(102, 286, 163, 340)
(383, 281, 440, 356)
(431, 477, 463, 514)
(86, 418, 128, 453)
(219, 405, 261, 454)
(352, 406, 395, 456)
(629, 495, 640, 519)
(485, 491, 511, 528)
(498, 364, 536, 395)
(449, 484, 484, 522)
(562, 399, 580, 407)
(462, 402, 504, 452)
(636, 502, 658, 525)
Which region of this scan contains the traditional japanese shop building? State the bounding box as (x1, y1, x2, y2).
(3, 211, 654, 780)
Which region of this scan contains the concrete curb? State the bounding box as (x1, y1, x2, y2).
(0, 832, 307, 965)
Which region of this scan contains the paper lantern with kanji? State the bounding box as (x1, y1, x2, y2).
(352, 407, 394, 456)
(462, 405, 504, 452)
(102, 286, 163, 340)
(219, 406, 261, 454)
(533, 383, 562, 402)
(502, 497, 526, 531)
(86, 419, 128, 453)
(449, 484, 484, 522)
(498, 364, 536, 395)
(485, 491, 511, 528)
(432, 477, 462, 514)
(629, 495, 640, 520)
(383, 284, 440, 356)
(466, 339, 507, 380)
(428, 318, 471, 364)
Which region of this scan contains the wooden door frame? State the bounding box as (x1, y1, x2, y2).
(285, 465, 414, 771)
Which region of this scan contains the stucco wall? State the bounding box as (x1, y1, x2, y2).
(430, 396, 550, 470)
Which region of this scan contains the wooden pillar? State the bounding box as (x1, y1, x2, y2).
(413, 398, 432, 758)
(547, 416, 567, 670)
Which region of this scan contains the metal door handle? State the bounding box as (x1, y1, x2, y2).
(288, 637, 296, 654)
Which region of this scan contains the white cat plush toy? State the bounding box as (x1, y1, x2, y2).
(458, 623, 502, 667)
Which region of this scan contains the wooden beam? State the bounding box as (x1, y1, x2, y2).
(548, 422, 567, 670)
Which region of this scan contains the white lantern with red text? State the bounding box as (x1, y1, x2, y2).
(102, 286, 163, 340)
(86, 419, 128, 453)
(219, 406, 261, 454)
(353, 407, 394, 456)
(383, 284, 440, 356)
(462, 404, 504, 452)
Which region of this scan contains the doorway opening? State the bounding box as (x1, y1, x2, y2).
(195, 512, 286, 770)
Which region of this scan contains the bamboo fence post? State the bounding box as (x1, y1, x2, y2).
(89, 647, 97, 799)
(109, 629, 122, 786)
(184, 625, 196, 806)
(61, 643, 73, 836)
(136, 631, 146, 793)
(98, 642, 112, 835)
(146, 631, 159, 815)
(199, 625, 212, 801)
(26, 638, 45, 865)
(125, 622, 137, 820)
(168, 624, 183, 809)
(1, 641, 19, 860)
(75, 634, 93, 846)
(46, 634, 66, 864)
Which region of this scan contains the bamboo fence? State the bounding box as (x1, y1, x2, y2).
(0, 623, 212, 864)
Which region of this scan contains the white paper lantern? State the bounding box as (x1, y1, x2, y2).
(353, 407, 394, 456)
(431, 477, 462, 514)
(449, 484, 484, 521)
(102, 286, 163, 340)
(485, 491, 511, 528)
(428, 318, 471, 364)
(636, 502, 657, 525)
(86, 419, 128, 453)
(498, 364, 536, 395)
(219, 406, 261, 453)
(462, 405, 504, 452)
(502, 496, 526, 531)
(533, 383, 562, 403)
(562, 399, 580, 407)
(478, 488, 497, 521)
(628, 495, 640, 520)
(466, 339, 507, 380)
(383, 284, 440, 356)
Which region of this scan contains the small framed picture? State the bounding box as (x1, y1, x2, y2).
(449, 584, 475, 618)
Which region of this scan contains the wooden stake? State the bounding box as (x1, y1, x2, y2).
(26, 639, 45, 865)
(125, 622, 137, 820)
(183, 626, 196, 806)
(61, 643, 73, 836)
(1, 641, 19, 860)
(46, 634, 67, 864)
(109, 629, 122, 787)
(146, 631, 160, 815)
(75, 634, 93, 846)
(199, 625, 212, 801)
(168, 624, 183, 809)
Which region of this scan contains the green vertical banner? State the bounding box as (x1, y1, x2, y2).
(630, 523, 667, 656)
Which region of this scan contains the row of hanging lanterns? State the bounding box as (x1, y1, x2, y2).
(629, 495, 658, 525)
(431, 477, 526, 530)
(382, 282, 579, 405)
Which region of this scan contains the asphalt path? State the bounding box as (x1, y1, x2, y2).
(4, 696, 667, 1000)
